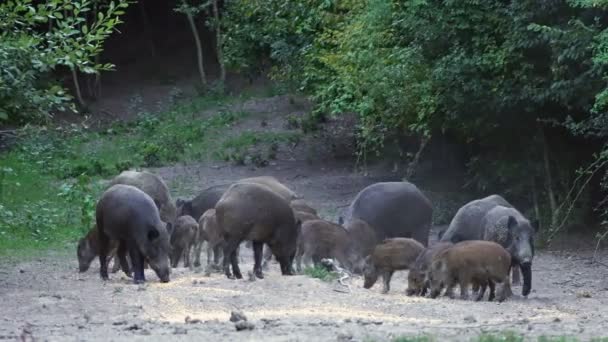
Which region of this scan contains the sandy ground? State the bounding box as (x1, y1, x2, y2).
(2, 95, 608, 341)
(1, 245, 608, 341)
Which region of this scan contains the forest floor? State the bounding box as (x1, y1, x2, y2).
(1, 84, 608, 342)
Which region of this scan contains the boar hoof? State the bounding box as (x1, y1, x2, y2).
(254, 269, 264, 279)
(133, 278, 145, 285)
(234, 272, 243, 280)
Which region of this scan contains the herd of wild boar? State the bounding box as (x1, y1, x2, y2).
(77, 170, 538, 302)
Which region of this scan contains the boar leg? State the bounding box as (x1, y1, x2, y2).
(183, 244, 191, 268)
(128, 244, 146, 284)
(231, 249, 243, 279)
(170, 246, 182, 268)
(207, 242, 214, 266)
(252, 241, 265, 279)
(223, 239, 242, 279)
(475, 281, 487, 301)
(116, 241, 132, 278)
(488, 280, 496, 301)
(214, 244, 223, 267)
(459, 280, 469, 300)
(261, 246, 273, 270)
(193, 239, 203, 267)
(295, 247, 304, 273)
(444, 284, 455, 299)
(98, 231, 111, 281)
(381, 270, 394, 294)
(512, 263, 521, 286)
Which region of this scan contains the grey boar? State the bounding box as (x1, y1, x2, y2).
(176, 184, 229, 221)
(170, 215, 198, 268)
(96, 184, 172, 284)
(290, 199, 317, 216)
(406, 242, 453, 296)
(109, 170, 177, 232)
(439, 194, 538, 296)
(344, 182, 433, 246)
(362, 238, 425, 294)
(428, 240, 512, 301)
(215, 182, 301, 279)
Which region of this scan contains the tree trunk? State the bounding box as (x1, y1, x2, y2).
(183, 3, 207, 87)
(212, 0, 225, 84)
(541, 127, 558, 228)
(71, 67, 86, 108)
(532, 177, 541, 231)
(405, 135, 429, 180)
(139, 0, 157, 58)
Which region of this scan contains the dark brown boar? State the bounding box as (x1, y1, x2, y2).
(215, 182, 301, 279)
(428, 240, 512, 301)
(238, 176, 299, 202)
(362, 237, 425, 294)
(344, 218, 377, 273)
(406, 242, 454, 296)
(294, 219, 351, 273)
(170, 215, 198, 268)
(96, 184, 172, 284)
(195, 209, 225, 268)
(77, 225, 128, 275)
(263, 209, 320, 269)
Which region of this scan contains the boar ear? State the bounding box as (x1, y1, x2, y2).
(147, 228, 160, 241)
(166, 222, 173, 235)
(507, 216, 517, 230)
(175, 198, 184, 207)
(338, 216, 344, 225)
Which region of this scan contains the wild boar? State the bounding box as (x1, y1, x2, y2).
(215, 182, 301, 279)
(170, 215, 198, 268)
(76, 225, 128, 276)
(428, 240, 512, 301)
(195, 209, 225, 268)
(363, 238, 425, 294)
(290, 199, 317, 216)
(294, 219, 352, 273)
(96, 184, 172, 284)
(406, 242, 454, 296)
(109, 170, 177, 232)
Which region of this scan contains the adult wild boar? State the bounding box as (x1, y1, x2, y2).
(170, 215, 198, 268)
(215, 182, 301, 279)
(439, 194, 538, 296)
(96, 184, 172, 284)
(428, 240, 512, 302)
(109, 170, 177, 232)
(343, 182, 433, 246)
(290, 199, 317, 216)
(176, 176, 298, 221)
(362, 238, 425, 293)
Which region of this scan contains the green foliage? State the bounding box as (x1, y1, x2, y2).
(302, 265, 338, 282)
(0, 0, 129, 123)
(221, 0, 608, 232)
(0, 92, 269, 253)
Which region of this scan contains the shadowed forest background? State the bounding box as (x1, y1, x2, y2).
(2, 0, 608, 252)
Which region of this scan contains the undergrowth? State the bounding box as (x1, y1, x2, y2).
(0, 90, 296, 255)
(303, 265, 339, 282)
